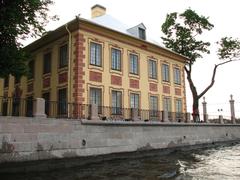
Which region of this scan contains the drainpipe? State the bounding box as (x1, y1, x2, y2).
(65, 24, 72, 117)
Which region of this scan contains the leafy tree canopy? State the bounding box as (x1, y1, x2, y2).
(0, 0, 57, 79)
(161, 8, 214, 63)
(217, 37, 240, 60)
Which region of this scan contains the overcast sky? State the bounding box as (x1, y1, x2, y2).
(25, 0, 240, 117)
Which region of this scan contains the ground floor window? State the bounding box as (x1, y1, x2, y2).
(90, 88, 102, 113)
(150, 96, 158, 117)
(112, 90, 122, 115)
(42, 92, 50, 116)
(58, 88, 67, 116)
(130, 93, 139, 109)
(26, 96, 33, 117)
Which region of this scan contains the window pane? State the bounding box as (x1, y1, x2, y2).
(130, 93, 139, 109)
(58, 88, 67, 115)
(149, 60, 157, 79)
(174, 68, 181, 84)
(175, 99, 182, 113)
(90, 88, 102, 106)
(130, 54, 138, 74)
(112, 90, 122, 114)
(42, 92, 50, 116)
(162, 64, 169, 82)
(111, 48, 121, 71)
(90, 42, 102, 66)
(59, 44, 68, 68)
(43, 52, 51, 74)
(163, 97, 172, 112)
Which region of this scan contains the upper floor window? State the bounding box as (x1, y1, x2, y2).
(90, 42, 102, 66)
(111, 48, 121, 71)
(28, 60, 34, 80)
(174, 67, 181, 85)
(148, 60, 157, 79)
(129, 53, 138, 75)
(59, 44, 68, 68)
(130, 93, 139, 109)
(162, 64, 170, 82)
(139, 28, 146, 40)
(43, 52, 51, 74)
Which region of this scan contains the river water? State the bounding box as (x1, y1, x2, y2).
(1, 144, 240, 180)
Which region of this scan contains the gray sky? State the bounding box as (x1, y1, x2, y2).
(25, 0, 240, 117)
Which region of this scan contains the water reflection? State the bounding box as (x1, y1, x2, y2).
(1, 144, 240, 180)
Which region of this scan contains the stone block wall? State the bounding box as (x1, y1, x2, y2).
(0, 117, 240, 164)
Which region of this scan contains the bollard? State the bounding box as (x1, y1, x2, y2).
(90, 103, 100, 120)
(33, 98, 47, 118)
(219, 115, 224, 124)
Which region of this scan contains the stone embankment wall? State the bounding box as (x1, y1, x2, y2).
(0, 117, 240, 164)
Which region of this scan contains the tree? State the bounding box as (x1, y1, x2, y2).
(0, 0, 57, 79)
(161, 9, 240, 121)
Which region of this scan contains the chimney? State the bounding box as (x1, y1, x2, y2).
(91, 4, 106, 18)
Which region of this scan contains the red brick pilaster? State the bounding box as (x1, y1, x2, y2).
(73, 33, 86, 105)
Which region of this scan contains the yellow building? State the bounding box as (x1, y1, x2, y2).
(0, 5, 188, 120)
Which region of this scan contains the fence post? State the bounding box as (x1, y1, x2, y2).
(90, 103, 99, 120)
(229, 94, 236, 124)
(33, 98, 46, 118)
(202, 97, 208, 123)
(131, 108, 139, 121)
(219, 115, 224, 124)
(186, 113, 191, 123)
(163, 110, 169, 122)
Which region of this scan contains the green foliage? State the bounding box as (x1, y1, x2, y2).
(217, 37, 240, 60)
(0, 0, 57, 79)
(161, 8, 214, 63)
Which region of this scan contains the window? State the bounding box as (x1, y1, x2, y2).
(90, 88, 102, 113)
(150, 96, 158, 117)
(59, 44, 68, 68)
(43, 52, 51, 74)
(162, 64, 169, 82)
(148, 60, 157, 79)
(175, 99, 182, 113)
(42, 92, 50, 116)
(174, 67, 181, 85)
(26, 96, 33, 117)
(112, 90, 122, 115)
(139, 28, 146, 40)
(58, 88, 67, 116)
(111, 48, 121, 71)
(28, 61, 34, 79)
(90, 42, 102, 66)
(130, 93, 139, 109)
(129, 54, 138, 75)
(4, 76, 9, 88)
(163, 97, 172, 112)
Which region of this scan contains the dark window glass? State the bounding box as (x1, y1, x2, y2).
(58, 88, 67, 116)
(42, 92, 50, 116)
(112, 90, 122, 115)
(129, 54, 138, 75)
(59, 44, 68, 68)
(15, 77, 20, 84)
(139, 28, 146, 40)
(111, 48, 121, 71)
(90, 42, 102, 66)
(28, 61, 34, 80)
(43, 52, 51, 74)
(148, 60, 157, 79)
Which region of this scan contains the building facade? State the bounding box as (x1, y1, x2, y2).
(0, 5, 188, 120)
